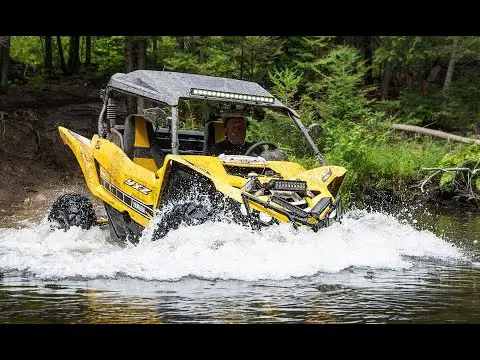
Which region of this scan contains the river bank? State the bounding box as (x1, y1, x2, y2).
(0, 83, 105, 225)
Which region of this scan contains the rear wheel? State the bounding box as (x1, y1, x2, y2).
(153, 202, 213, 239)
(48, 193, 97, 230)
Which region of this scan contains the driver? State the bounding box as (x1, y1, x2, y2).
(209, 116, 255, 156)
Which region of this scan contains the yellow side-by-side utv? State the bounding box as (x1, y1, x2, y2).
(48, 70, 346, 245)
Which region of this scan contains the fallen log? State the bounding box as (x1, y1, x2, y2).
(390, 124, 480, 145)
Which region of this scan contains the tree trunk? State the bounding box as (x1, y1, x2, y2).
(381, 61, 393, 100)
(45, 36, 53, 77)
(124, 36, 137, 115)
(137, 39, 147, 112)
(391, 124, 480, 145)
(251, 50, 254, 80)
(152, 37, 157, 69)
(85, 36, 91, 66)
(443, 38, 458, 96)
(0, 36, 10, 91)
(67, 36, 74, 73)
(80, 37, 84, 63)
(240, 44, 244, 79)
(342, 36, 374, 84)
(39, 36, 45, 61)
(137, 39, 146, 70)
(125, 36, 135, 73)
(363, 36, 374, 84)
(427, 65, 441, 83)
(177, 36, 185, 51)
(67, 36, 81, 74)
(56, 36, 69, 74)
(74, 36, 81, 73)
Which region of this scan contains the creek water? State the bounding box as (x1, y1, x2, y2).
(0, 204, 479, 324)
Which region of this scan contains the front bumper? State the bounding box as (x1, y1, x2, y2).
(241, 192, 342, 231)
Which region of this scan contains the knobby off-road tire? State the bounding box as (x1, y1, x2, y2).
(48, 193, 97, 230)
(153, 202, 213, 240)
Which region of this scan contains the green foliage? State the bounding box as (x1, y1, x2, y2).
(398, 81, 480, 131)
(301, 45, 384, 154)
(10, 36, 44, 71)
(161, 36, 237, 77)
(320, 120, 379, 204)
(440, 172, 456, 191)
(439, 144, 480, 168)
(177, 99, 210, 131)
(290, 37, 337, 85)
(27, 74, 46, 89)
(303, 46, 383, 124)
(92, 36, 125, 75)
(449, 36, 480, 61)
(238, 36, 284, 83)
(268, 66, 303, 107)
(397, 90, 447, 126)
(373, 36, 480, 132)
(324, 133, 449, 205)
(442, 70, 480, 131)
(365, 140, 449, 190)
(9, 35, 480, 208)
(437, 144, 480, 192)
(374, 36, 432, 67)
(160, 36, 284, 84)
(293, 44, 449, 206)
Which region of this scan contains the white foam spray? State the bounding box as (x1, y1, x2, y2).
(0, 210, 467, 281)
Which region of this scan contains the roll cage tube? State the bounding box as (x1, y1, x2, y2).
(171, 106, 179, 155)
(286, 107, 326, 166)
(97, 91, 108, 138)
(97, 88, 180, 156)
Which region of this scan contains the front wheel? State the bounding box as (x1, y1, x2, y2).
(48, 193, 97, 230)
(153, 202, 213, 240)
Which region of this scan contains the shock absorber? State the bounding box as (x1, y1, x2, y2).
(106, 98, 116, 128)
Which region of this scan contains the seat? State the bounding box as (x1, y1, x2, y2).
(123, 114, 165, 172)
(203, 120, 225, 155)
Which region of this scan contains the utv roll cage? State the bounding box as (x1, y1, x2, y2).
(98, 70, 326, 165)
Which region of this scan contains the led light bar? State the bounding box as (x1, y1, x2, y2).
(190, 88, 275, 104)
(271, 180, 307, 192)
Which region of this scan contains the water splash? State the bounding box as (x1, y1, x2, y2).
(0, 210, 467, 281)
